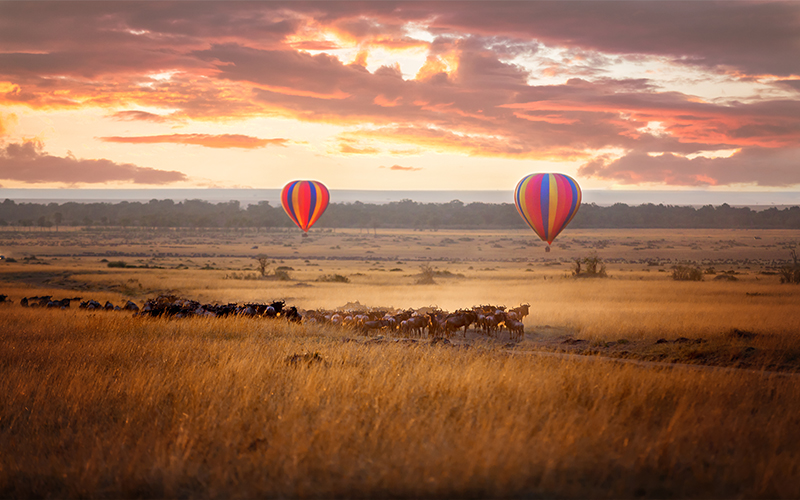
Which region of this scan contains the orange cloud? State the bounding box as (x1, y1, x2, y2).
(338, 140, 380, 155)
(374, 94, 401, 107)
(256, 84, 351, 101)
(98, 134, 289, 149)
(287, 40, 342, 51)
(415, 55, 451, 82)
(0, 113, 18, 136)
(370, 37, 429, 51)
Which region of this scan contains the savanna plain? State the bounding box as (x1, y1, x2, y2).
(2, 226, 800, 498)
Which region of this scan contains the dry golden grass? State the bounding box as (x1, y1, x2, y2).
(2, 228, 800, 497)
(2, 308, 800, 498)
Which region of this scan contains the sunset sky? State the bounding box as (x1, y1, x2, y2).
(1, 1, 799, 194)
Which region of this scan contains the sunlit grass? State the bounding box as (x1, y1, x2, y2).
(1, 309, 799, 498)
(2, 228, 800, 497)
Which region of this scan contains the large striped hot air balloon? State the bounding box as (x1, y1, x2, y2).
(281, 180, 329, 235)
(514, 173, 582, 249)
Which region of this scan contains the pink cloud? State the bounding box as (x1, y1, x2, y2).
(579, 148, 800, 187)
(423, 2, 800, 77)
(1, 2, 799, 186)
(380, 164, 422, 171)
(110, 110, 174, 123)
(0, 140, 187, 184)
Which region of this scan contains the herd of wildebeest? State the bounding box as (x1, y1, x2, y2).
(0, 293, 530, 340)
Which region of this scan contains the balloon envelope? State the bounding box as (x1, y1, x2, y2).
(514, 173, 582, 245)
(281, 180, 329, 232)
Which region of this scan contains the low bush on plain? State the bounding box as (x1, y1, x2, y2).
(672, 265, 703, 281)
(573, 254, 607, 278)
(317, 274, 350, 283)
(780, 249, 800, 284)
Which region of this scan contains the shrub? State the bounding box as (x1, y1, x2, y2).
(779, 249, 800, 284)
(224, 272, 261, 280)
(274, 269, 292, 281)
(672, 265, 703, 281)
(416, 263, 437, 285)
(317, 274, 350, 283)
(107, 261, 127, 268)
(573, 254, 607, 278)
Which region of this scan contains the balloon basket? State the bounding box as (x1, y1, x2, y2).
(545, 245, 550, 253)
(302, 233, 309, 238)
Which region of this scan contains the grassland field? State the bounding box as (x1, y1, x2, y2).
(1, 226, 800, 498)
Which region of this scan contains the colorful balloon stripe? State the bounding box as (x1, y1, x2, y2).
(514, 173, 581, 245)
(281, 180, 329, 232)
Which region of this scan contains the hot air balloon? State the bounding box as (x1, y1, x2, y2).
(514, 173, 582, 251)
(281, 180, 329, 236)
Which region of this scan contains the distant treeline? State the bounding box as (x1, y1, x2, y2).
(1, 198, 800, 230)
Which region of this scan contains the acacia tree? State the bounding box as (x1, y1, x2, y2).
(573, 253, 607, 277)
(256, 256, 270, 277)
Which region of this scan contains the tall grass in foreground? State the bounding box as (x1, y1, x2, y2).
(2, 309, 800, 498)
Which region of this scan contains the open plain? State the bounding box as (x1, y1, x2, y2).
(2, 226, 800, 498)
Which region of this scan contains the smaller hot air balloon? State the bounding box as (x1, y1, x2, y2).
(281, 180, 329, 236)
(514, 173, 582, 251)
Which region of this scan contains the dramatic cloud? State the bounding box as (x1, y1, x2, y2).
(1, 2, 800, 188)
(579, 148, 800, 187)
(0, 140, 187, 184)
(423, 2, 800, 77)
(99, 134, 289, 149)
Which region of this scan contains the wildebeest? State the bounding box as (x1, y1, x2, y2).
(505, 318, 525, 341)
(443, 310, 477, 338)
(22, 296, 52, 308)
(18, 291, 526, 344)
(403, 315, 429, 337)
(123, 301, 140, 312)
(509, 303, 530, 320)
(360, 319, 389, 335)
(45, 297, 81, 309)
(80, 300, 102, 311)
